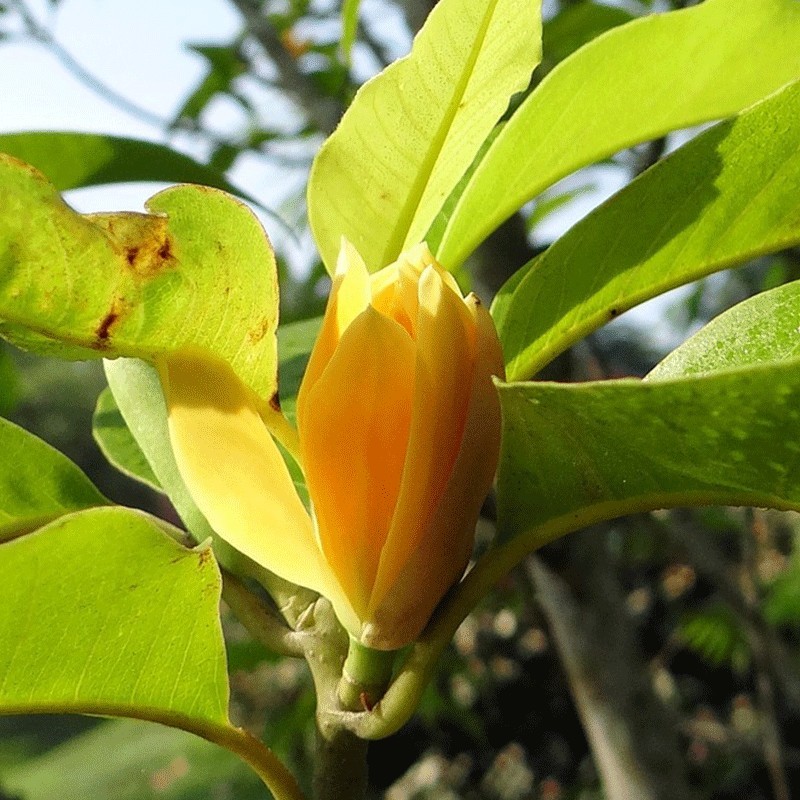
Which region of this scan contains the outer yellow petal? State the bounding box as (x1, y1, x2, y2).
(363, 296, 505, 649)
(299, 307, 416, 618)
(298, 238, 370, 415)
(369, 265, 476, 612)
(160, 351, 329, 593)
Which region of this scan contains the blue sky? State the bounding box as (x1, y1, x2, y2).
(0, 0, 682, 341)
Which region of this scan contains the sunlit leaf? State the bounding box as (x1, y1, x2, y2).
(0, 156, 279, 397)
(0, 417, 107, 539)
(496, 360, 800, 545)
(308, 0, 541, 272)
(0, 508, 299, 796)
(649, 280, 800, 379)
(437, 0, 800, 268)
(493, 78, 800, 382)
(0, 507, 226, 723)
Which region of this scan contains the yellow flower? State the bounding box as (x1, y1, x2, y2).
(160, 241, 504, 650)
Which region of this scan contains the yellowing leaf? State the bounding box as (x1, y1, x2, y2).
(0, 155, 278, 397)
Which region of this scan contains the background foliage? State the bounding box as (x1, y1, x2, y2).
(2, 1, 800, 799)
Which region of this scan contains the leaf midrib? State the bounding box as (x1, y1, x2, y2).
(379, 0, 502, 268)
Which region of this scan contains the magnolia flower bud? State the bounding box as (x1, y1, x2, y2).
(161, 241, 504, 649)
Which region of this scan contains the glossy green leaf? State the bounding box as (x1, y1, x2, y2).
(308, 0, 541, 272)
(0, 156, 279, 397)
(0, 416, 107, 539)
(0, 132, 258, 204)
(0, 507, 226, 723)
(496, 361, 800, 545)
(92, 386, 162, 492)
(2, 719, 262, 800)
(493, 78, 800, 382)
(437, 0, 800, 269)
(649, 280, 800, 379)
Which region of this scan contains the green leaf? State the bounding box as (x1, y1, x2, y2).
(0, 508, 303, 798)
(0, 156, 279, 398)
(493, 77, 800, 382)
(0, 132, 258, 204)
(765, 560, 800, 628)
(0, 507, 227, 724)
(277, 316, 322, 419)
(0, 417, 107, 539)
(308, 0, 541, 272)
(437, 0, 800, 269)
(680, 605, 750, 672)
(649, 280, 800, 379)
(0, 345, 19, 415)
(3, 719, 263, 800)
(341, 0, 360, 63)
(496, 360, 800, 545)
(92, 386, 162, 492)
(175, 45, 247, 124)
(541, 1, 633, 67)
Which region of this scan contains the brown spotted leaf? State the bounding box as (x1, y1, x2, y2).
(0, 155, 278, 398)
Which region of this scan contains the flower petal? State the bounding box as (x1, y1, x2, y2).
(299, 238, 371, 408)
(363, 297, 505, 649)
(160, 351, 330, 593)
(299, 306, 416, 619)
(369, 265, 476, 612)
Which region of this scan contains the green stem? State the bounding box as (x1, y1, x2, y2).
(221, 570, 307, 658)
(338, 636, 397, 711)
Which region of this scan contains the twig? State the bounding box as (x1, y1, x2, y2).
(229, 0, 343, 135)
(221, 569, 308, 659)
(10, 0, 169, 130)
(9, 0, 243, 151)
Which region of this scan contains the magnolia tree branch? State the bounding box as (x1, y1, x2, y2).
(529, 532, 700, 800)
